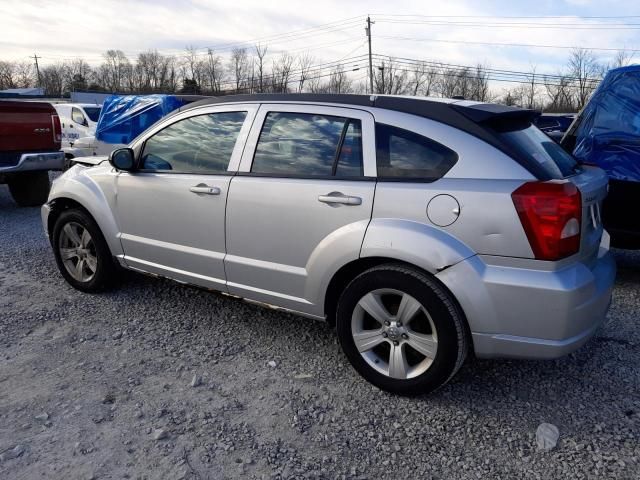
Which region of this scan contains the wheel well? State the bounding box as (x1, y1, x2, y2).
(324, 257, 430, 327)
(324, 257, 472, 349)
(47, 198, 93, 241)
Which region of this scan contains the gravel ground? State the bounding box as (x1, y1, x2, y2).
(0, 181, 639, 480)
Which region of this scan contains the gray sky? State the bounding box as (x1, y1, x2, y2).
(2, 0, 639, 77)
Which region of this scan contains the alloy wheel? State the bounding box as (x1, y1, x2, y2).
(58, 221, 98, 283)
(351, 288, 438, 380)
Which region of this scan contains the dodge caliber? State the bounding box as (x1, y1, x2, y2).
(42, 94, 615, 395)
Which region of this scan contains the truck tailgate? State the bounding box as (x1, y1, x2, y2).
(0, 101, 58, 152)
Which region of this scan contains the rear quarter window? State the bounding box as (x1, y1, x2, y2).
(375, 123, 458, 180)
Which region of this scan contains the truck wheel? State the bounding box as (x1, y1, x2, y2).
(336, 264, 468, 396)
(52, 209, 119, 292)
(8, 171, 51, 207)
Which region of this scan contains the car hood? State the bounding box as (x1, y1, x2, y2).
(73, 155, 109, 166)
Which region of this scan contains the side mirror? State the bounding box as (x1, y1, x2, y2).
(109, 148, 136, 171)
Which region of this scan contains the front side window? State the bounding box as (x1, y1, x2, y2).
(72, 107, 87, 126)
(140, 111, 247, 173)
(251, 112, 363, 177)
(376, 124, 458, 180)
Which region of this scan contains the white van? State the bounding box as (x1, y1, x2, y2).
(53, 103, 102, 148)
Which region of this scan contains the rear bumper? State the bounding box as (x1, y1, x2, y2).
(0, 151, 64, 173)
(436, 241, 616, 360)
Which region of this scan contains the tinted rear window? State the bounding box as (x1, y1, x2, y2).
(497, 125, 578, 178)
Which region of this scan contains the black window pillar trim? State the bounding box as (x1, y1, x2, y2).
(331, 119, 351, 176)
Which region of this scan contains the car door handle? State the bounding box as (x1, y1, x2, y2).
(190, 185, 221, 195)
(318, 193, 362, 206)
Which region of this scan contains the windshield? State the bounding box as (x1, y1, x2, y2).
(82, 107, 101, 122)
(498, 125, 578, 178)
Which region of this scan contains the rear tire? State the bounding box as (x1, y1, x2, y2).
(52, 208, 119, 292)
(336, 263, 468, 396)
(8, 171, 50, 207)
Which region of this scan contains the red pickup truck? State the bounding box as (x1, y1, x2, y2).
(0, 101, 64, 206)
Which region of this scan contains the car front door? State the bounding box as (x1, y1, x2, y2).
(114, 105, 257, 290)
(224, 104, 376, 316)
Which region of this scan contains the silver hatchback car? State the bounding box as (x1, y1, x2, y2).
(42, 94, 615, 395)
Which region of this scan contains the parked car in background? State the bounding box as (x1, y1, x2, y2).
(54, 103, 102, 148)
(0, 100, 64, 206)
(562, 65, 640, 248)
(42, 94, 614, 395)
(534, 113, 575, 142)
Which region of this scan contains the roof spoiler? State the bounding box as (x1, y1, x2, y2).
(451, 103, 540, 125)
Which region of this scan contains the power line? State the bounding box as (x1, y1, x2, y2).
(375, 35, 640, 54)
(370, 54, 602, 88)
(374, 19, 640, 30)
(213, 55, 368, 89)
(32, 17, 364, 61)
(371, 53, 601, 82)
(370, 14, 640, 19)
(372, 62, 591, 89)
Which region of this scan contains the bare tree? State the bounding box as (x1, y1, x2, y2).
(254, 44, 268, 93)
(544, 73, 574, 112)
(568, 48, 602, 109)
(523, 65, 538, 109)
(14, 62, 34, 88)
(469, 63, 491, 102)
(102, 50, 129, 92)
(271, 52, 295, 93)
(327, 65, 352, 93)
(409, 62, 439, 97)
(0, 61, 17, 89)
(610, 49, 635, 69)
(374, 57, 408, 94)
(502, 88, 518, 106)
(205, 49, 223, 93)
(40, 63, 65, 96)
(297, 53, 314, 93)
(437, 66, 472, 99)
(230, 47, 249, 93)
(408, 61, 427, 96)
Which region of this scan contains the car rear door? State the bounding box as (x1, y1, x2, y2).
(114, 104, 257, 291)
(224, 103, 376, 316)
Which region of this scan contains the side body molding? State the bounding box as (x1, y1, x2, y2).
(360, 218, 476, 274)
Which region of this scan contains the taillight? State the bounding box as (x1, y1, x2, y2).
(51, 114, 62, 143)
(511, 181, 582, 261)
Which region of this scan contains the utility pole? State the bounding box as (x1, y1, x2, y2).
(365, 16, 374, 94)
(207, 48, 215, 92)
(32, 53, 42, 88)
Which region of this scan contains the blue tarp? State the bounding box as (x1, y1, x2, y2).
(573, 65, 640, 182)
(95, 95, 185, 145)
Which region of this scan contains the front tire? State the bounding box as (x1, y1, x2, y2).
(8, 171, 50, 207)
(52, 209, 119, 292)
(336, 264, 468, 396)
